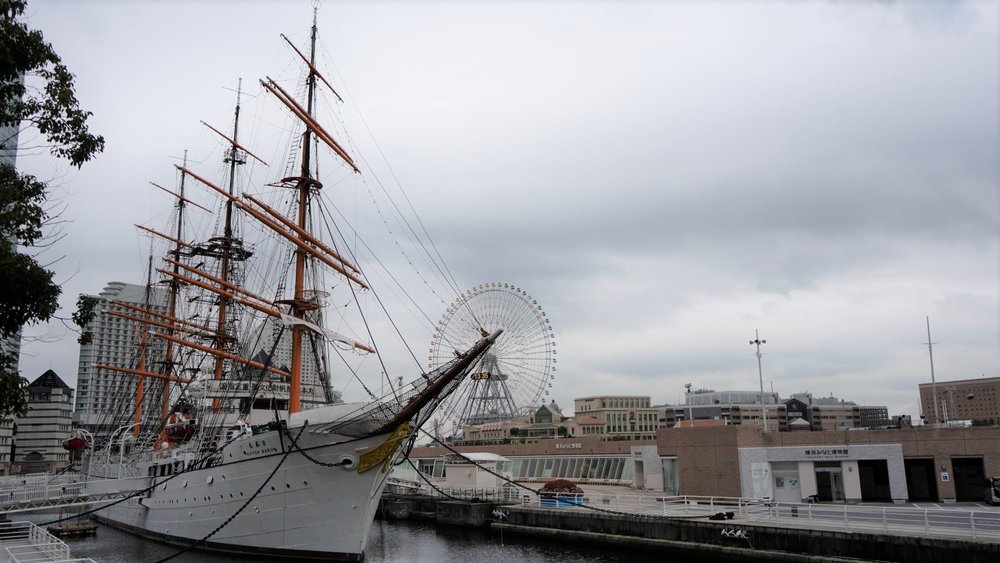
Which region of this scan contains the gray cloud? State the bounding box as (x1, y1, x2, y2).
(14, 1, 998, 422)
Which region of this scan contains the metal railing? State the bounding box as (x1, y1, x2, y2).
(0, 476, 149, 513)
(0, 520, 96, 563)
(745, 500, 1000, 541)
(433, 488, 1000, 542)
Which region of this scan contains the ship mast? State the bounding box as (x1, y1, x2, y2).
(288, 11, 321, 414)
(132, 256, 154, 436)
(160, 151, 188, 419)
(210, 80, 247, 412)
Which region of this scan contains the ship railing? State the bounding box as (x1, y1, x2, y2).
(742, 500, 1000, 541)
(0, 520, 96, 563)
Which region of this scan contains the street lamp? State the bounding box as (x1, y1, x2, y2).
(750, 330, 768, 432)
(684, 383, 693, 425)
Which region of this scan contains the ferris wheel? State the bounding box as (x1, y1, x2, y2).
(429, 283, 556, 433)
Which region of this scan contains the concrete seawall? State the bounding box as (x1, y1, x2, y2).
(497, 506, 1000, 563)
(379, 495, 497, 527)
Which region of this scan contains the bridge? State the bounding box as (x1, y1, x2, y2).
(0, 475, 146, 515)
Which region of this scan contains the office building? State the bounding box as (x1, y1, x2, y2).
(13, 370, 74, 472)
(918, 376, 1000, 425)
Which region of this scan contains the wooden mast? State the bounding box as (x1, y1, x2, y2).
(210, 80, 246, 412)
(289, 11, 321, 414)
(133, 256, 154, 436)
(160, 151, 188, 419)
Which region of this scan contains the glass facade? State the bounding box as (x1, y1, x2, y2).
(511, 455, 635, 482)
(416, 454, 679, 492)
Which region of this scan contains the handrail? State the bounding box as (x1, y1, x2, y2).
(400, 486, 1000, 541)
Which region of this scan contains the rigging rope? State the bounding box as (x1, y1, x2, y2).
(152, 423, 309, 563)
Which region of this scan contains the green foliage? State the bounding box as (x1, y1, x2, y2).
(0, 164, 46, 245)
(0, 0, 104, 417)
(508, 427, 520, 436)
(557, 425, 568, 437)
(0, 241, 59, 337)
(0, 350, 27, 417)
(1, 0, 105, 166)
(71, 294, 99, 344)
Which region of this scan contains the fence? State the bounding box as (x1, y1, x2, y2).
(0, 520, 96, 563)
(744, 500, 1000, 541)
(408, 486, 1000, 542)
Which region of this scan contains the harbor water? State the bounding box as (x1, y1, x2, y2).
(24, 513, 701, 562)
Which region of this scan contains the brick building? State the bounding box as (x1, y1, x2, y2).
(918, 376, 1000, 425)
(411, 425, 1000, 504)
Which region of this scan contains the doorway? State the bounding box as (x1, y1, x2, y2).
(858, 460, 891, 502)
(952, 457, 986, 502)
(815, 463, 845, 502)
(904, 458, 938, 501)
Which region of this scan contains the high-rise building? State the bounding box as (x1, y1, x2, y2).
(75, 282, 169, 429)
(13, 369, 74, 472)
(918, 376, 1000, 425)
(1, 75, 24, 382)
(243, 316, 331, 410)
(1, 77, 24, 474)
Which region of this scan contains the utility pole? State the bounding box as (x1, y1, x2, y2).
(925, 317, 940, 425)
(750, 330, 768, 432)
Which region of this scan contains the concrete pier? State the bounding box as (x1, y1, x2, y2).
(497, 505, 1000, 563)
(379, 494, 497, 526)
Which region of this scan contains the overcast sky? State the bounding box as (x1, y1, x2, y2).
(15, 1, 998, 421)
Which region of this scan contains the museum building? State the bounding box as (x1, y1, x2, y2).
(409, 425, 999, 503)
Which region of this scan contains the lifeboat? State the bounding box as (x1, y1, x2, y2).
(165, 413, 197, 443)
(62, 436, 87, 451)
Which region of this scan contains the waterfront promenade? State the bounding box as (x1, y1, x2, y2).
(485, 484, 1000, 562)
(402, 481, 1000, 561)
(561, 483, 1000, 542)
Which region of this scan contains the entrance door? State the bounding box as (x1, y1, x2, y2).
(859, 460, 891, 502)
(905, 458, 938, 501)
(952, 457, 986, 501)
(815, 465, 845, 502)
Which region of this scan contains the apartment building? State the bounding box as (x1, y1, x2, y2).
(76, 281, 169, 431)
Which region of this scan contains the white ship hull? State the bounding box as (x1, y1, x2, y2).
(85, 421, 404, 560)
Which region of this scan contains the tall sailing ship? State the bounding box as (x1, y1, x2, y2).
(79, 11, 497, 560)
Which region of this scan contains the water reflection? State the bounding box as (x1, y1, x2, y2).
(30, 514, 694, 562)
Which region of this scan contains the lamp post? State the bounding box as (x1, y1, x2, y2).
(750, 330, 768, 432)
(684, 383, 692, 425)
(925, 317, 940, 424)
